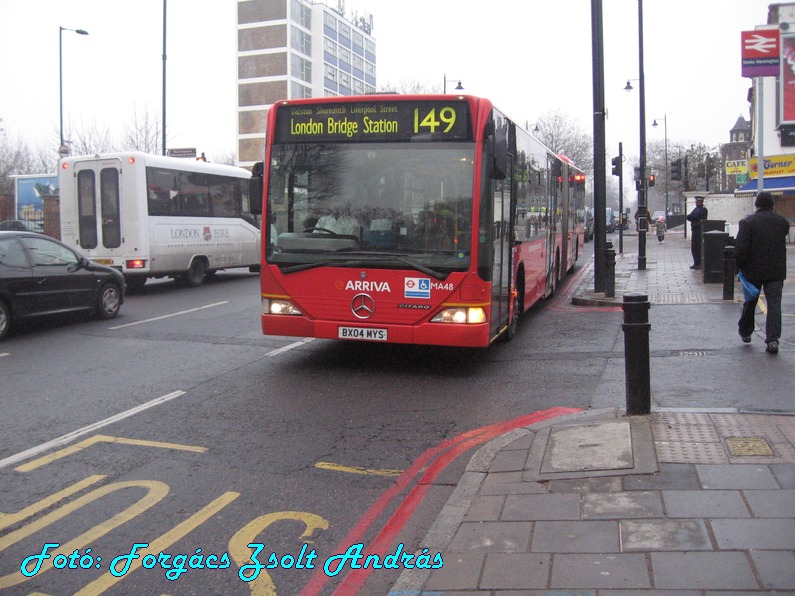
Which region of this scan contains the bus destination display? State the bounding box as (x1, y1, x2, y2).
(274, 100, 471, 143)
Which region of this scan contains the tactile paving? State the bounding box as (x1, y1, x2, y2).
(653, 412, 714, 426)
(655, 441, 729, 464)
(649, 293, 711, 304)
(652, 422, 720, 443)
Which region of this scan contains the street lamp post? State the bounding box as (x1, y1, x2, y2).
(624, 0, 648, 271)
(59, 26, 89, 151)
(443, 74, 464, 94)
(653, 115, 668, 215)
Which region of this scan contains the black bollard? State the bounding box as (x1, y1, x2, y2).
(723, 245, 735, 301)
(605, 242, 616, 298)
(622, 292, 651, 416)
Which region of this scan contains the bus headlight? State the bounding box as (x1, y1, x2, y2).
(265, 298, 302, 316)
(430, 307, 486, 324)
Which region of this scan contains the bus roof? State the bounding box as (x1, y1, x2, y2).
(60, 151, 251, 179)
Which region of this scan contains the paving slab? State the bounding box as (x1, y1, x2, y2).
(661, 489, 750, 517)
(549, 554, 650, 590)
(651, 552, 759, 590)
(619, 519, 712, 551)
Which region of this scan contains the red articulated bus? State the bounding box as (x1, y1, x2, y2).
(249, 94, 585, 347)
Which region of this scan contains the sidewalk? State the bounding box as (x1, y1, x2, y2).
(391, 230, 795, 594)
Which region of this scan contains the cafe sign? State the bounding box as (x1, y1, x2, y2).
(725, 160, 747, 175)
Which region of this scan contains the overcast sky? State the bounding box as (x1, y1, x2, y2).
(0, 0, 772, 166)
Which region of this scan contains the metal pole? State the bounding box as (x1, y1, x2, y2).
(618, 142, 624, 254)
(637, 0, 647, 271)
(605, 241, 615, 298)
(591, 0, 607, 293)
(162, 0, 168, 156)
(623, 292, 651, 415)
(59, 27, 88, 152)
(59, 27, 64, 148)
(663, 115, 669, 215)
(723, 245, 736, 301)
(757, 77, 765, 192)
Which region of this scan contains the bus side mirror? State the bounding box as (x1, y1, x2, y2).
(249, 162, 264, 214)
(486, 133, 508, 180)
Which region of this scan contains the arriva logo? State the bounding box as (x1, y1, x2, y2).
(344, 280, 392, 292)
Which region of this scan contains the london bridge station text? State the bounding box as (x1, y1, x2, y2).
(290, 116, 399, 138)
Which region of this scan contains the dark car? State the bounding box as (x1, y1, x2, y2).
(0, 231, 125, 340)
(0, 220, 29, 231)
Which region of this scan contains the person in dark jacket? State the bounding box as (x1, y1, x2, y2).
(685, 196, 708, 269)
(734, 191, 790, 354)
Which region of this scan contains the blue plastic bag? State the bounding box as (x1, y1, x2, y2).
(738, 271, 760, 301)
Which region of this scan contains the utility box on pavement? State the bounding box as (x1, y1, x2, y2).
(702, 230, 730, 283)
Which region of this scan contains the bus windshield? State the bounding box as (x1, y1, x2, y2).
(266, 142, 475, 275)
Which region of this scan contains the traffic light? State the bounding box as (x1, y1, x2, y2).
(611, 156, 622, 177)
(648, 174, 655, 187)
(705, 155, 716, 178)
(670, 158, 682, 181)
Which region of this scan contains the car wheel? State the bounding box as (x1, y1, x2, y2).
(96, 283, 122, 319)
(0, 300, 10, 341)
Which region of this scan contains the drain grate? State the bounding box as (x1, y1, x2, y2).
(725, 437, 774, 456)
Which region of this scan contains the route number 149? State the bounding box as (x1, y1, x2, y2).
(414, 107, 457, 134)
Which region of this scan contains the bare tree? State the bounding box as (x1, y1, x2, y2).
(208, 150, 238, 166)
(120, 105, 163, 153)
(533, 110, 594, 177)
(377, 78, 435, 94)
(66, 120, 115, 156)
(0, 135, 47, 194)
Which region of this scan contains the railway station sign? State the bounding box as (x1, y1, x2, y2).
(741, 29, 779, 77)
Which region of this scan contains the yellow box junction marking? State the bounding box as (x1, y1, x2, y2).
(229, 511, 329, 595)
(73, 492, 239, 595)
(15, 435, 207, 472)
(314, 461, 403, 477)
(0, 480, 170, 589)
(0, 475, 106, 531)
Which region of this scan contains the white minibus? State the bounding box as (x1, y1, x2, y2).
(59, 152, 260, 289)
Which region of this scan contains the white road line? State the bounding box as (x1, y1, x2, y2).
(0, 353, 9, 358)
(109, 301, 228, 329)
(0, 390, 186, 470)
(266, 337, 315, 356)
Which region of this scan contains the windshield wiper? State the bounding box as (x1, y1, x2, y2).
(329, 251, 448, 279)
(277, 252, 448, 279)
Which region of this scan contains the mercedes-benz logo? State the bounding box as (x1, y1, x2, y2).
(351, 293, 375, 319)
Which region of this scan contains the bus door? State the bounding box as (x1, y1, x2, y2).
(546, 160, 560, 291)
(73, 159, 122, 254)
(560, 165, 570, 272)
(489, 160, 512, 338)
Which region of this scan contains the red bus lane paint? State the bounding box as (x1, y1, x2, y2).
(298, 406, 580, 596)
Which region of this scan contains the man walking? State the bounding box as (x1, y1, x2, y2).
(686, 196, 708, 269)
(735, 191, 790, 354)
